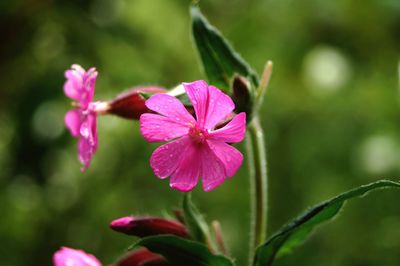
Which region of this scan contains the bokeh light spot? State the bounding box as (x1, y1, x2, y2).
(302, 45, 352, 96)
(357, 135, 400, 175)
(32, 101, 64, 141)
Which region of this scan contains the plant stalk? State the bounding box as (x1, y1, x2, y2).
(246, 116, 268, 265)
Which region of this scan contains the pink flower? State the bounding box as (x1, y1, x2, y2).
(64, 64, 108, 171)
(53, 247, 102, 266)
(140, 80, 246, 192)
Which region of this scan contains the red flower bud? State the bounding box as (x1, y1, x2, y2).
(115, 248, 167, 266)
(110, 216, 189, 238)
(108, 87, 166, 119)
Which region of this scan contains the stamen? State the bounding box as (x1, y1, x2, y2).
(71, 102, 81, 108)
(188, 125, 208, 143)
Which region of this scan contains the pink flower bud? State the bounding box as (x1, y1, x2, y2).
(108, 87, 166, 119)
(53, 247, 102, 266)
(110, 216, 189, 238)
(114, 248, 167, 266)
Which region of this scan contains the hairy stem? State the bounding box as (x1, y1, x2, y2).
(246, 117, 268, 265)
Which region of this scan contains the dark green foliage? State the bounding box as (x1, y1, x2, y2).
(182, 193, 211, 244)
(254, 180, 400, 266)
(191, 5, 259, 92)
(134, 235, 234, 266)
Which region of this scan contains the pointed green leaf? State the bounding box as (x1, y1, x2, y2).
(191, 5, 259, 91)
(135, 235, 234, 266)
(254, 180, 400, 266)
(182, 193, 210, 243)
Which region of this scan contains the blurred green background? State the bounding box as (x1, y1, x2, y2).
(1, 0, 400, 265)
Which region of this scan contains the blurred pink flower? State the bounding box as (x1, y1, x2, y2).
(140, 80, 246, 192)
(53, 247, 102, 266)
(64, 64, 108, 171)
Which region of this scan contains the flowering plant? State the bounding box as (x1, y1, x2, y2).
(55, 4, 400, 266)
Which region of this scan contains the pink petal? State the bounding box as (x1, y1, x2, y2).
(80, 114, 98, 147)
(78, 114, 97, 171)
(140, 113, 190, 142)
(169, 141, 202, 192)
(204, 85, 235, 129)
(83, 67, 97, 105)
(64, 64, 97, 107)
(65, 109, 83, 137)
(200, 144, 226, 192)
(145, 94, 195, 125)
(182, 80, 208, 126)
(209, 112, 246, 143)
(53, 247, 102, 266)
(207, 140, 243, 177)
(70, 64, 85, 75)
(183, 80, 235, 129)
(150, 136, 191, 179)
(64, 79, 81, 103)
(64, 66, 84, 102)
(78, 138, 96, 172)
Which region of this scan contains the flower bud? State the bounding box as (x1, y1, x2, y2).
(110, 216, 189, 238)
(114, 248, 167, 266)
(108, 87, 166, 119)
(232, 75, 253, 121)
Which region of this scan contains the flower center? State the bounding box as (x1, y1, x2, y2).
(188, 124, 208, 143)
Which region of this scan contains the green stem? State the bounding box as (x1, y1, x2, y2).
(246, 116, 268, 265)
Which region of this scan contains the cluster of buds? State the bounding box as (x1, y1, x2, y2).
(54, 214, 189, 266)
(54, 209, 229, 266)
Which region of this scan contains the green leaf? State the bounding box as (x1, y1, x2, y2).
(135, 235, 234, 266)
(253, 180, 400, 266)
(191, 5, 259, 91)
(182, 193, 210, 244)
